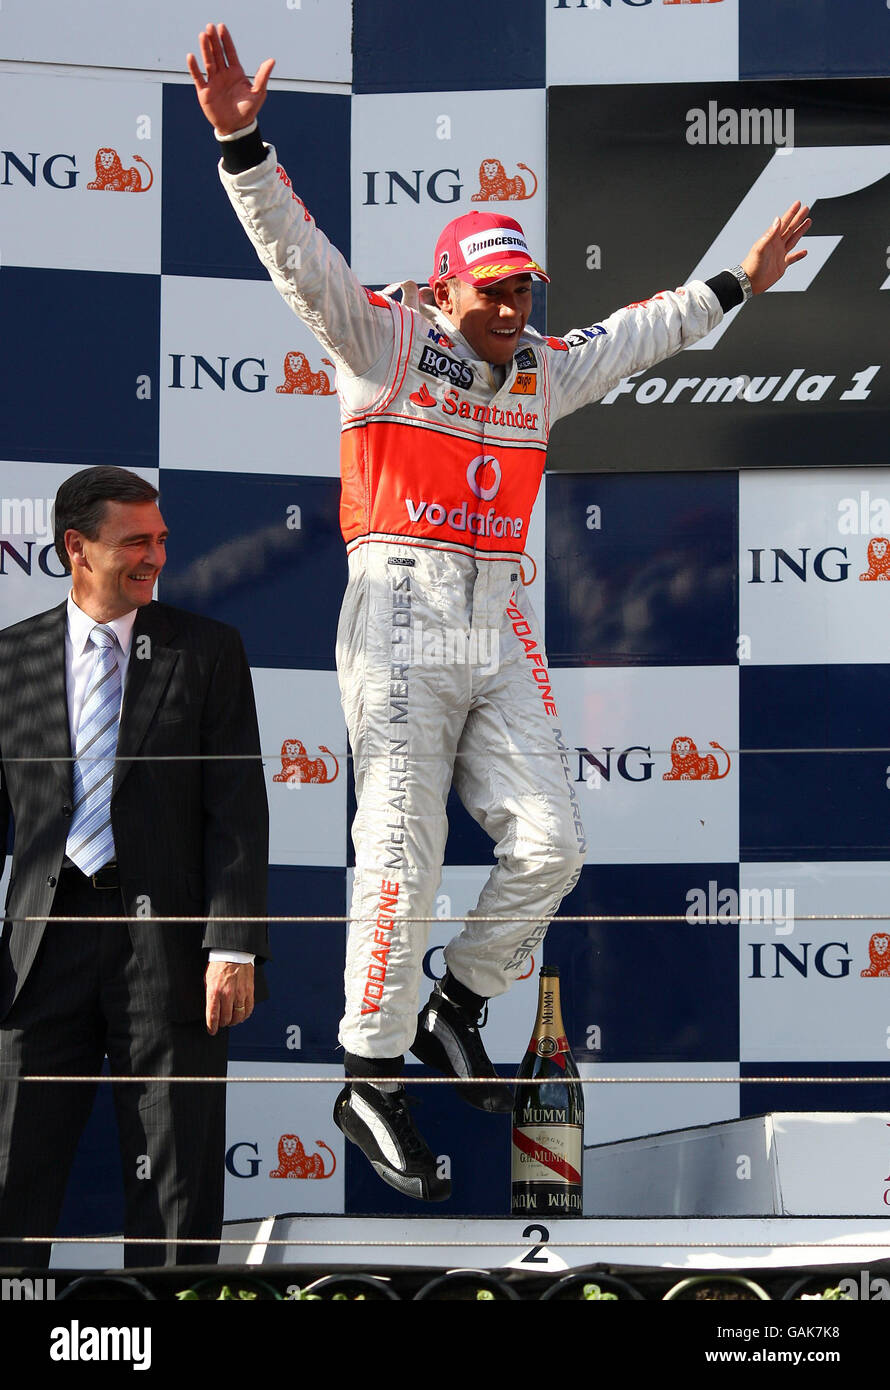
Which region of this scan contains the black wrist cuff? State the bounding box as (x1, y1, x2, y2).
(705, 271, 745, 313)
(218, 125, 268, 174)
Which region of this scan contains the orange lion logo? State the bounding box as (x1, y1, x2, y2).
(861, 933, 890, 977)
(269, 1135, 336, 1179)
(87, 148, 154, 192)
(272, 739, 339, 785)
(859, 537, 890, 581)
(471, 158, 539, 202)
(663, 736, 731, 781)
(276, 351, 336, 395)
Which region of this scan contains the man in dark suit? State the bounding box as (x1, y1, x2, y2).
(0, 465, 269, 1267)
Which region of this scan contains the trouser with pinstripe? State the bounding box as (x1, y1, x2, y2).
(0, 869, 228, 1268)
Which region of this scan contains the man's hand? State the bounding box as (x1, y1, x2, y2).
(740, 201, 812, 295)
(205, 960, 255, 1035)
(187, 23, 274, 136)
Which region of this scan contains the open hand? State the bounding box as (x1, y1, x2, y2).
(187, 23, 274, 136)
(741, 201, 811, 295)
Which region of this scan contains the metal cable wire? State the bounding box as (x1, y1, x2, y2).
(7, 914, 890, 923)
(13, 1075, 890, 1084)
(5, 1235, 890, 1250)
(6, 745, 890, 762)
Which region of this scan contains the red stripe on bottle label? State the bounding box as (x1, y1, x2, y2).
(511, 1127, 582, 1185)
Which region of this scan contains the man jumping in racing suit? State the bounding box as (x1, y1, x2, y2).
(189, 24, 811, 1202)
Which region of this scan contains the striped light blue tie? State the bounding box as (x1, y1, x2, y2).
(66, 624, 121, 875)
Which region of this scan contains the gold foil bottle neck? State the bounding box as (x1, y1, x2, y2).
(532, 966, 567, 1052)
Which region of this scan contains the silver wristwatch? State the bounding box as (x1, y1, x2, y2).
(728, 264, 754, 302)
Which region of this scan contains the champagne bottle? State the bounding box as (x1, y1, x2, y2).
(511, 966, 583, 1216)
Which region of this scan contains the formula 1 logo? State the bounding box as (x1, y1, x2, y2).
(466, 454, 502, 501)
(685, 145, 890, 348)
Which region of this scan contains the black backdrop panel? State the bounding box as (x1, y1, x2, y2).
(547, 80, 890, 471)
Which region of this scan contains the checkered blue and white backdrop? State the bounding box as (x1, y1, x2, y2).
(1, 0, 889, 1231)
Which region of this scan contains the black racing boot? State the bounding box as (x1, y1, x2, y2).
(333, 1081, 451, 1202)
(411, 974, 513, 1113)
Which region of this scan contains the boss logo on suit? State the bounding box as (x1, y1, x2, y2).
(0, 466, 269, 1268)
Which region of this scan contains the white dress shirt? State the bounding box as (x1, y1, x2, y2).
(65, 593, 253, 967)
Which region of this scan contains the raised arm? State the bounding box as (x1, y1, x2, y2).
(548, 202, 811, 422)
(188, 24, 394, 380)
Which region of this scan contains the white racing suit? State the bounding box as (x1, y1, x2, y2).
(220, 136, 730, 1062)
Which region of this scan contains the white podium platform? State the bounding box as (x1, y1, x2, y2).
(52, 1212, 890, 1273)
(50, 1114, 890, 1271)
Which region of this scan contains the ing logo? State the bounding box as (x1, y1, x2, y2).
(273, 739, 340, 785)
(472, 159, 538, 202)
(276, 351, 336, 395)
(269, 1135, 336, 1179)
(860, 538, 890, 582)
(861, 933, 890, 978)
(662, 736, 731, 781)
(87, 148, 153, 192)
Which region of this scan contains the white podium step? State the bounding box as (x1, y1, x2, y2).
(583, 1111, 890, 1217)
(51, 1212, 890, 1273)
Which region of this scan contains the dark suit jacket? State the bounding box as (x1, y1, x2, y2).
(0, 599, 269, 1022)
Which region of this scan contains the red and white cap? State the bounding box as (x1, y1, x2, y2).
(429, 211, 549, 288)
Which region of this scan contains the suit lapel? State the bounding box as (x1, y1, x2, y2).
(113, 603, 178, 796)
(21, 602, 72, 800)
